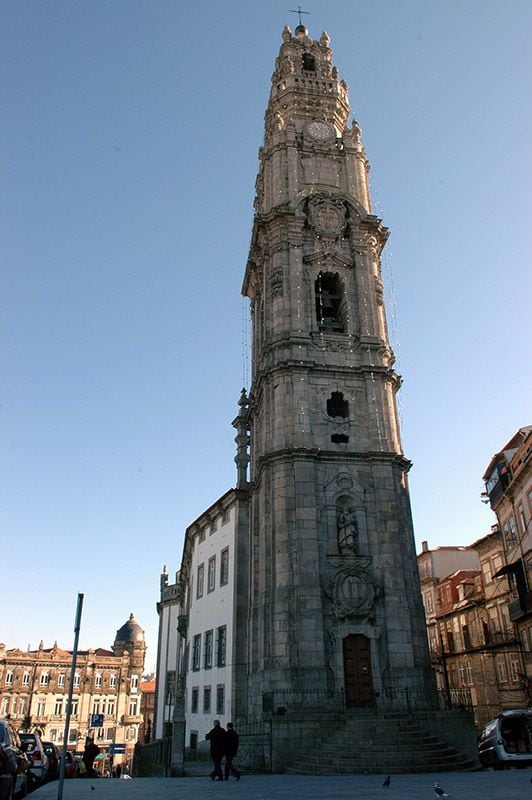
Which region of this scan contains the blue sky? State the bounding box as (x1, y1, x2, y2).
(2, 0, 531, 670)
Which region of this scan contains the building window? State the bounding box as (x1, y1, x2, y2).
(131, 674, 139, 691)
(40, 671, 49, 686)
(96, 727, 105, 741)
(5, 670, 14, 686)
(503, 516, 518, 546)
(203, 686, 212, 714)
(69, 728, 77, 744)
(220, 548, 229, 586)
(199, 529, 206, 543)
(93, 700, 100, 715)
(37, 700, 46, 717)
(459, 660, 473, 686)
(216, 626, 227, 667)
(107, 699, 115, 716)
(54, 699, 63, 716)
(204, 630, 213, 670)
(302, 53, 316, 71)
(109, 673, 116, 688)
(315, 272, 345, 333)
(189, 731, 198, 751)
(95, 673, 102, 688)
(496, 654, 508, 683)
(191, 687, 199, 714)
(510, 656, 521, 683)
(481, 561, 492, 585)
(1, 699, 9, 715)
(222, 508, 230, 525)
(197, 563, 204, 599)
(57, 673, 66, 687)
(129, 698, 138, 716)
(22, 672, 30, 686)
(216, 685, 225, 715)
(69, 699, 78, 716)
(331, 433, 349, 444)
(327, 391, 349, 419)
(73, 672, 80, 687)
(462, 624, 471, 649)
(192, 634, 201, 671)
(208, 556, 216, 593)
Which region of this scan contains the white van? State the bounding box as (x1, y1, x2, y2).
(478, 708, 532, 768)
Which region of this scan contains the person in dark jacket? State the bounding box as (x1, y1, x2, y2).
(82, 737, 100, 777)
(206, 720, 225, 781)
(223, 722, 241, 780)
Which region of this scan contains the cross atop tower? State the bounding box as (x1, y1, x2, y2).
(289, 4, 310, 27)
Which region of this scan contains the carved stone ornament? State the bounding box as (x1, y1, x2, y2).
(270, 268, 283, 297)
(307, 197, 346, 237)
(309, 332, 355, 351)
(327, 562, 380, 620)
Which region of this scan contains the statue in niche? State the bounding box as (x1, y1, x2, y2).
(337, 508, 358, 554)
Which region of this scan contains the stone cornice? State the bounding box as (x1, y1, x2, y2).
(255, 447, 411, 473)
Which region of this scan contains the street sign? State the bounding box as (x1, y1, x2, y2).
(90, 714, 104, 727)
(109, 744, 126, 754)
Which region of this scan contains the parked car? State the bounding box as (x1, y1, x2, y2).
(41, 742, 60, 781)
(478, 708, 532, 768)
(0, 719, 30, 800)
(18, 733, 48, 785)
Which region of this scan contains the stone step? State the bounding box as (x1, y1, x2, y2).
(285, 760, 478, 775)
(316, 734, 447, 747)
(285, 713, 476, 774)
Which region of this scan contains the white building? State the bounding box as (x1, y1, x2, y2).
(157, 490, 236, 752)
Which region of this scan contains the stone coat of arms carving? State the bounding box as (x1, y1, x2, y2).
(307, 197, 346, 237)
(326, 559, 381, 620)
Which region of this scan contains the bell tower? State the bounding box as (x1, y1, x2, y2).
(235, 23, 436, 719)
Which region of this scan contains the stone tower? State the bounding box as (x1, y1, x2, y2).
(235, 24, 437, 725)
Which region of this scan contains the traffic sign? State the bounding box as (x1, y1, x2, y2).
(90, 714, 104, 727)
(109, 744, 126, 754)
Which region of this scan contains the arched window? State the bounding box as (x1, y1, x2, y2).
(315, 272, 345, 332)
(302, 53, 316, 71)
(327, 391, 349, 418)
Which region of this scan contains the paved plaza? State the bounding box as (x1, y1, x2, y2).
(33, 770, 532, 800)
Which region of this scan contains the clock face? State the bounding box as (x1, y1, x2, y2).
(307, 121, 333, 142)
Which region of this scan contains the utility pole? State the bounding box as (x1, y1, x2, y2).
(57, 593, 84, 800)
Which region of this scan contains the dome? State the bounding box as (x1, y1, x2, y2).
(114, 613, 145, 644)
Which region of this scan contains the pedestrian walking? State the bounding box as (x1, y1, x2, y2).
(224, 722, 241, 780)
(206, 720, 226, 781)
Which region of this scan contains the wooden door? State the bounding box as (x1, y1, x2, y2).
(343, 634, 374, 708)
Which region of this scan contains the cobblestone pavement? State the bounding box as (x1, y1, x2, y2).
(32, 770, 532, 800)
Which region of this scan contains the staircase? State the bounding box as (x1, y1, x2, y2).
(285, 713, 479, 774)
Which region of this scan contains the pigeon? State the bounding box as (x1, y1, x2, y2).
(90, 787, 96, 791)
(434, 783, 450, 798)
(382, 775, 391, 786)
